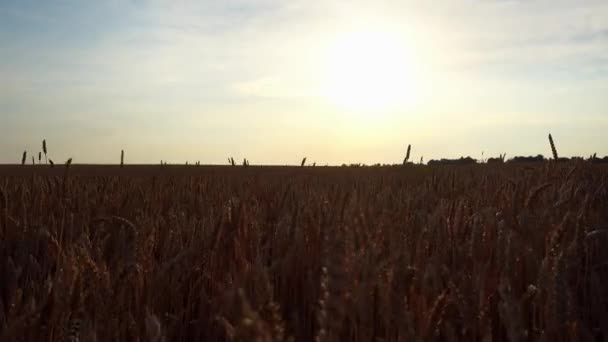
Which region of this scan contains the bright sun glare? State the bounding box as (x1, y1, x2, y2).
(324, 30, 417, 111)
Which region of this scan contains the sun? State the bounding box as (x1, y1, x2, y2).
(323, 30, 417, 111)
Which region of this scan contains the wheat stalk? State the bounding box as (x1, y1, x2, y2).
(548, 133, 558, 160)
(403, 144, 411, 165)
(525, 183, 552, 209)
(42, 139, 48, 164)
(145, 309, 165, 342)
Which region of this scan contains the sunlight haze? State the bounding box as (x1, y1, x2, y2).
(1, 0, 607, 164)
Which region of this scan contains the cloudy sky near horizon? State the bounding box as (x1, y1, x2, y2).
(1, 0, 607, 164)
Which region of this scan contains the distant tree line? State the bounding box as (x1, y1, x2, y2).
(424, 154, 608, 166)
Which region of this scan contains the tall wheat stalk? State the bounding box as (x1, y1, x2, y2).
(120, 150, 124, 168)
(21, 151, 27, 166)
(301, 157, 307, 167)
(403, 144, 411, 165)
(42, 139, 48, 164)
(548, 134, 558, 160)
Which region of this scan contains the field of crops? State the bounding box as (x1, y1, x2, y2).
(0, 163, 607, 341)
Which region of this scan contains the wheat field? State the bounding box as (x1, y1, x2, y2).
(0, 162, 607, 341)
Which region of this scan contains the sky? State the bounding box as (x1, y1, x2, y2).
(1, 0, 607, 165)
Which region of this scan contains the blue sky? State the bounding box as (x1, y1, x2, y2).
(1, 0, 607, 164)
